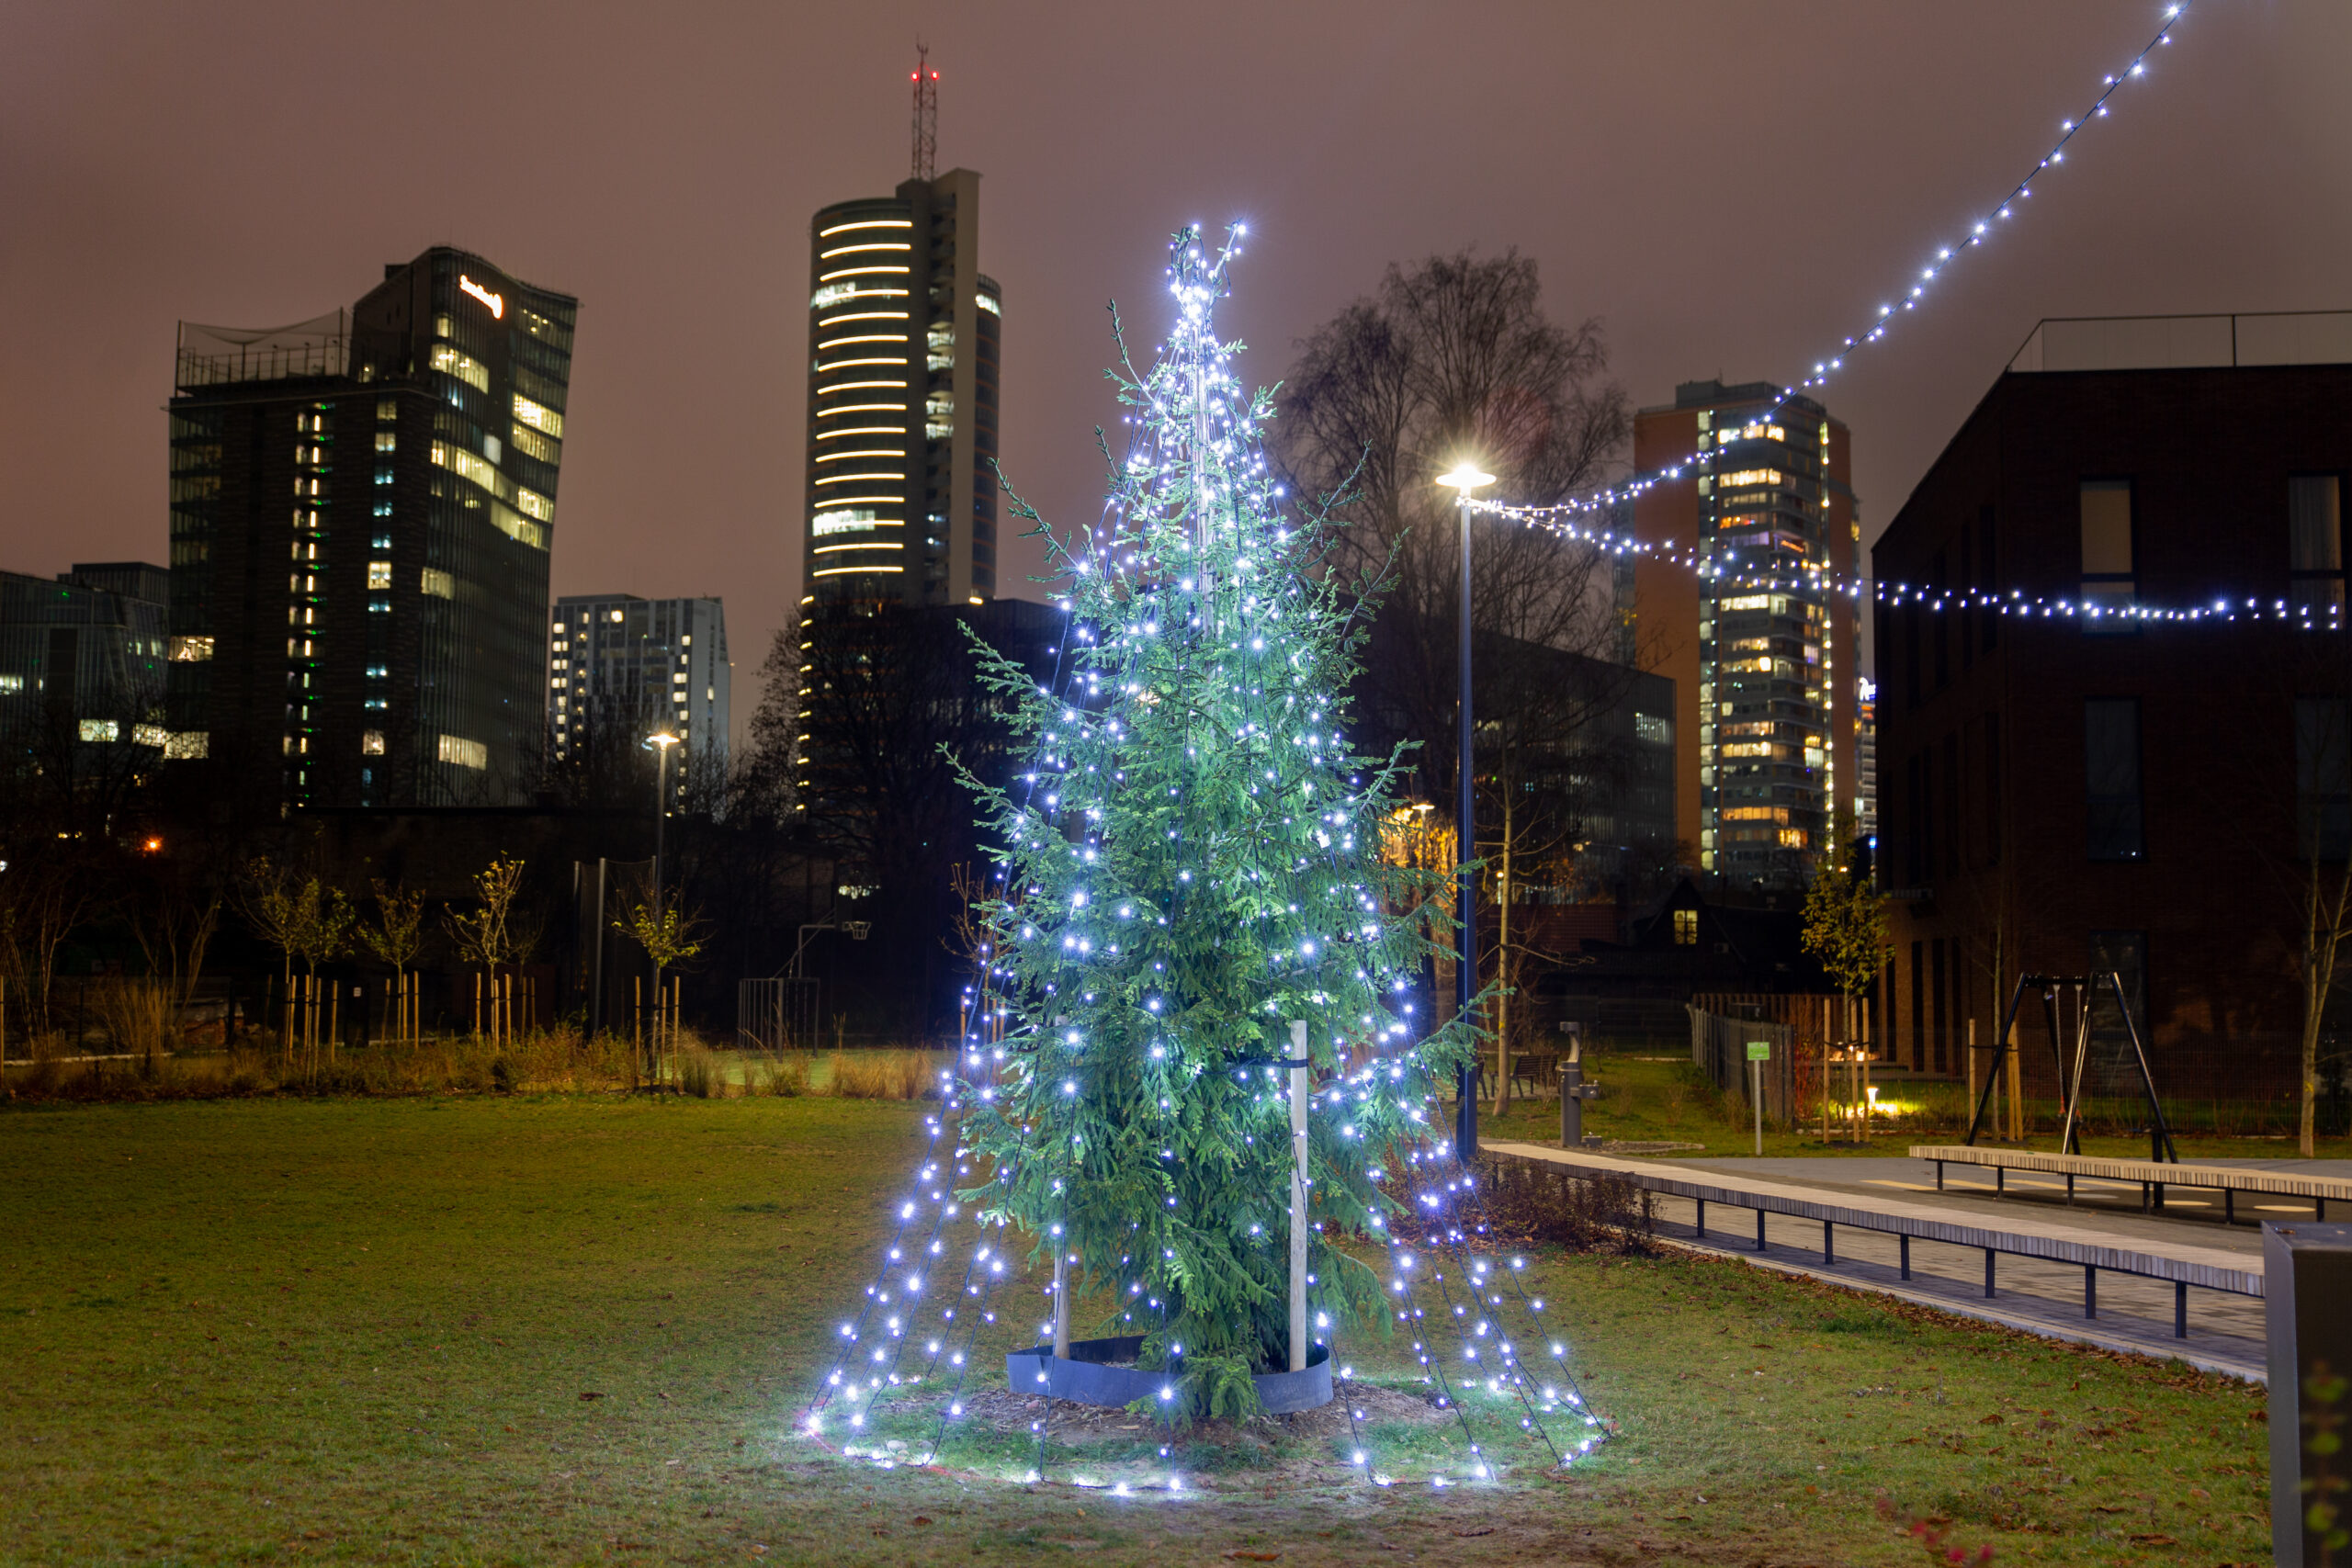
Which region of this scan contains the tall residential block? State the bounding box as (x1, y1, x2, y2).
(1631, 379, 1860, 886)
(549, 593, 729, 810)
(802, 170, 1001, 609)
(167, 246, 577, 809)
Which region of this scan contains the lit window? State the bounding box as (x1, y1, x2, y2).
(976, 291, 1001, 317)
(513, 394, 565, 439)
(813, 508, 884, 536)
(168, 636, 214, 662)
(375, 431, 396, 453)
(164, 731, 208, 760)
(377, 400, 397, 421)
(609, 609, 624, 623)
(79, 719, 119, 743)
(368, 561, 393, 590)
(421, 568, 456, 600)
(427, 343, 490, 392)
(361, 730, 385, 755)
(508, 423, 559, 464)
(1718, 468, 1784, 489)
(436, 734, 487, 770)
(1671, 909, 1698, 946)
(809, 281, 910, 311)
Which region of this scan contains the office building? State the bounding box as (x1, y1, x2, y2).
(0, 563, 169, 750)
(1872, 310, 2352, 1089)
(1631, 380, 1860, 887)
(802, 171, 1001, 608)
(167, 245, 577, 809)
(549, 593, 729, 811)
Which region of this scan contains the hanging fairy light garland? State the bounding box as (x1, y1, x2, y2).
(1464, 502, 2348, 628)
(1466, 3, 2279, 627)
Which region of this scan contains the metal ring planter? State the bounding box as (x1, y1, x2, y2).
(1005, 1335, 1333, 1416)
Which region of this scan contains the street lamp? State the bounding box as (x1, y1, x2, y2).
(646, 731, 682, 903)
(1435, 461, 1495, 1163)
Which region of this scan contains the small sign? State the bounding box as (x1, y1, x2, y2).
(1746, 1041, 1771, 1062)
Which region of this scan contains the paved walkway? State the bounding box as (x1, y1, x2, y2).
(1486, 1144, 2274, 1382)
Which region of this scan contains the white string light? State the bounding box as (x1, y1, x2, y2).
(1472, 3, 2213, 604)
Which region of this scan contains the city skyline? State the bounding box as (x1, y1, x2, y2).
(4, 4, 2349, 744)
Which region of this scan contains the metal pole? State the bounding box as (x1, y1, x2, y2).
(1052, 1246, 1070, 1359)
(1454, 490, 1477, 1164)
(1752, 1055, 1764, 1156)
(1288, 1019, 1309, 1373)
(653, 746, 669, 909)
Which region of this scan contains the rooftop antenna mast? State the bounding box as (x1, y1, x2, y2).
(910, 42, 937, 181)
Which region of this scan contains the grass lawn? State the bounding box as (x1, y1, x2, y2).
(0, 1094, 2274, 1565)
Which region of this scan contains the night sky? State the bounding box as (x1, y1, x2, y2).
(6, 2, 2348, 736)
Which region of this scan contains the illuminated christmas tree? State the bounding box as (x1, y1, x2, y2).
(953, 226, 1479, 1416)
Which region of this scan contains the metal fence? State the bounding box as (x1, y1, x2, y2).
(737, 977, 820, 1052)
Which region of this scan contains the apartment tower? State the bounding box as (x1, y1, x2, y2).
(1631, 380, 1860, 886)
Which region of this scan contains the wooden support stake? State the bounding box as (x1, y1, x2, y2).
(1288, 1019, 1309, 1374)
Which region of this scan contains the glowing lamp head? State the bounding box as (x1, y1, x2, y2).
(1436, 462, 1497, 493)
(647, 731, 682, 750)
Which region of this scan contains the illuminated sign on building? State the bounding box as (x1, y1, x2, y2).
(459, 275, 505, 319)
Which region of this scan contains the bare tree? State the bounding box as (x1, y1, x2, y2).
(1277, 248, 1634, 1103)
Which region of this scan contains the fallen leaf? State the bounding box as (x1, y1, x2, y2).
(1227, 1554, 1280, 1562)
(1978, 1414, 2006, 1426)
(911, 1517, 933, 1526)
(579, 1392, 605, 1401)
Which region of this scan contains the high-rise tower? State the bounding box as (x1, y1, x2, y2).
(167, 246, 576, 809)
(1631, 380, 1860, 887)
(800, 58, 1001, 612)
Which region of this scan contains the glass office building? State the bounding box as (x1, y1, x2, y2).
(167, 247, 577, 808)
(803, 169, 1001, 609)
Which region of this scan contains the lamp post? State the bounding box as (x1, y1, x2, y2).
(647, 731, 683, 902)
(1436, 461, 1495, 1164)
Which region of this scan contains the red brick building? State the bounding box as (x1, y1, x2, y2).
(1871, 312, 2352, 1095)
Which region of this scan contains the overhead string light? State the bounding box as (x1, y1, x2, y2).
(1471, 3, 2217, 596)
(1455, 504, 2347, 628)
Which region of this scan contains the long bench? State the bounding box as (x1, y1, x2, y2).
(1910, 1145, 2350, 1223)
(1484, 1140, 2264, 1339)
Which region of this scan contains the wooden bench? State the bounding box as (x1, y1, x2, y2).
(1910, 1145, 2350, 1224)
(1486, 1140, 2264, 1338)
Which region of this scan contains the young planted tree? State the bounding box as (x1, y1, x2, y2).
(443, 853, 527, 1039)
(955, 230, 1482, 1414)
(1802, 856, 1890, 1014)
(358, 881, 427, 1044)
(235, 857, 348, 1058)
(615, 890, 707, 1079)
